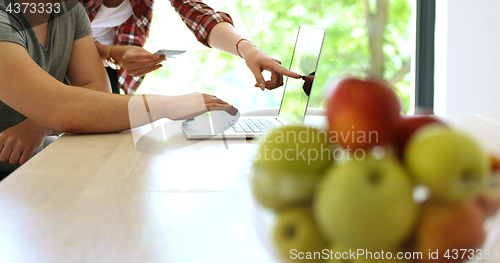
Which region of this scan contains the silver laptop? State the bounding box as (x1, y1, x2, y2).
(182, 25, 326, 139)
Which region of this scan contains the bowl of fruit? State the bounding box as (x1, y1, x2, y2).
(246, 77, 500, 263)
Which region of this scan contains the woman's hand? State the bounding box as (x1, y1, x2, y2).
(165, 93, 239, 120)
(238, 40, 302, 91)
(112, 46, 166, 77)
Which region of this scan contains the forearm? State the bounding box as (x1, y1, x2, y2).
(171, 0, 234, 47)
(37, 88, 170, 133)
(95, 41, 128, 64)
(0, 42, 166, 133)
(206, 22, 259, 59)
(94, 41, 131, 66)
(93, 42, 162, 78)
(9, 85, 131, 133)
(0, 42, 234, 134)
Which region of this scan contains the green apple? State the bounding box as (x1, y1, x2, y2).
(252, 125, 334, 209)
(252, 166, 321, 209)
(405, 125, 489, 202)
(274, 205, 327, 262)
(314, 156, 417, 251)
(253, 125, 332, 175)
(327, 244, 411, 263)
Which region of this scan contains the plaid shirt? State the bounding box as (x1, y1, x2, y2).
(79, 0, 233, 94)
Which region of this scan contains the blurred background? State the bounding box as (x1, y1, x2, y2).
(140, 0, 414, 114)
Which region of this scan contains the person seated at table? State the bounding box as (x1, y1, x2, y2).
(80, 0, 297, 94)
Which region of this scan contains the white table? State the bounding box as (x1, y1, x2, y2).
(0, 115, 499, 263)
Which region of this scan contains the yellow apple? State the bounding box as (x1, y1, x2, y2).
(251, 166, 321, 209)
(253, 125, 332, 175)
(252, 125, 333, 209)
(405, 125, 489, 202)
(314, 156, 418, 251)
(274, 205, 328, 262)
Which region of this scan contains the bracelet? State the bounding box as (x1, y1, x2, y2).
(106, 45, 114, 61)
(236, 38, 250, 59)
(105, 45, 120, 70)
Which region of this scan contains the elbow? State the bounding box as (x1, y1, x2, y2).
(43, 114, 79, 133)
(45, 118, 70, 133)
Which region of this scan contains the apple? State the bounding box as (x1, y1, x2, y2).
(251, 125, 333, 209)
(273, 205, 327, 262)
(313, 156, 418, 251)
(405, 125, 489, 202)
(251, 166, 322, 209)
(393, 115, 446, 160)
(326, 77, 401, 150)
(253, 125, 332, 175)
(327, 244, 411, 263)
(412, 201, 485, 263)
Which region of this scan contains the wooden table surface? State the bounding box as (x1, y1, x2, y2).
(0, 115, 499, 263)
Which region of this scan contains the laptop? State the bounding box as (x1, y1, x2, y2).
(182, 25, 326, 139)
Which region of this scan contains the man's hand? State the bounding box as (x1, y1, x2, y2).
(0, 119, 51, 165)
(238, 40, 302, 91)
(112, 46, 166, 77)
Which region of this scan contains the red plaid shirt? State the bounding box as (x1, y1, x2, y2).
(79, 0, 233, 94)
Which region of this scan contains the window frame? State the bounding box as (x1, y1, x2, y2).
(415, 0, 436, 113)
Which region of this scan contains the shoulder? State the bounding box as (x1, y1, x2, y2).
(0, 2, 20, 25)
(0, 2, 28, 48)
(64, 1, 88, 17)
(130, 0, 154, 11)
(72, 1, 90, 20)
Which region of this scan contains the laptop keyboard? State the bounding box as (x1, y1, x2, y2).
(228, 118, 283, 133)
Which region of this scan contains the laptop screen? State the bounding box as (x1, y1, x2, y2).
(278, 26, 326, 124)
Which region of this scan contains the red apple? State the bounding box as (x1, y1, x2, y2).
(412, 201, 485, 263)
(326, 78, 401, 150)
(393, 115, 446, 160)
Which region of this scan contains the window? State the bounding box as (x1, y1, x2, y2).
(141, 0, 417, 114)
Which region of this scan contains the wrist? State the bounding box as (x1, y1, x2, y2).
(237, 40, 257, 59)
(109, 45, 125, 67)
(23, 119, 52, 136)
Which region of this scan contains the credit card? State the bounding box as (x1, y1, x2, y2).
(154, 50, 187, 58)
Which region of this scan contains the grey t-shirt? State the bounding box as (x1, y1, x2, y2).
(0, 0, 92, 174)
